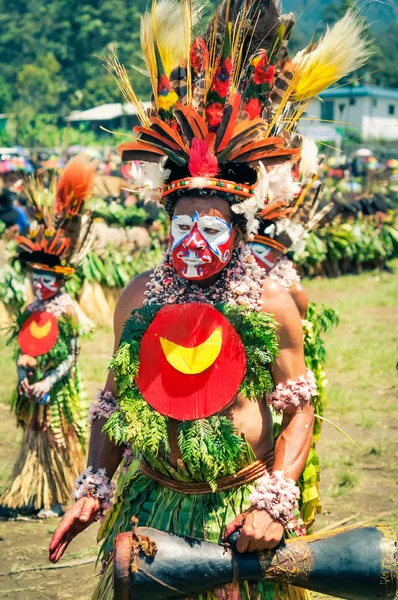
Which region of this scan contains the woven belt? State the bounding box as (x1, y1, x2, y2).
(139, 449, 274, 495)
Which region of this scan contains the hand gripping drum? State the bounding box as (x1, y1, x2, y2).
(114, 524, 397, 600)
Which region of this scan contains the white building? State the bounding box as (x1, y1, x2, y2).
(303, 85, 398, 141)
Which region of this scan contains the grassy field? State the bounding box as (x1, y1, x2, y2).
(0, 263, 397, 599)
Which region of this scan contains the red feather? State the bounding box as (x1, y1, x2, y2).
(188, 138, 219, 177)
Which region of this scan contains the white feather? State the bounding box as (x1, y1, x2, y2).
(299, 138, 320, 184)
(231, 163, 270, 235)
(267, 164, 301, 204)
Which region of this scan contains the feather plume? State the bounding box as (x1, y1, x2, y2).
(291, 9, 372, 101)
(267, 163, 301, 204)
(18, 156, 95, 271)
(140, 0, 205, 79)
(231, 162, 270, 234)
(126, 160, 171, 204)
(188, 138, 219, 177)
(208, 0, 282, 63)
(55, 155, 96, 225)
(299, 138, 320, 184)
(174, 102, 209, 143)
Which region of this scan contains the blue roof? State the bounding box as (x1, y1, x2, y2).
(320, 85, 398, 101)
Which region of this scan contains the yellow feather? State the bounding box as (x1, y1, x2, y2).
(291, 9, 372, 102)
(140, 0, 204, 78)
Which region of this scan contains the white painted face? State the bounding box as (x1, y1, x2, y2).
(170, 211, 234, 280)
(32, 271, 59, 300)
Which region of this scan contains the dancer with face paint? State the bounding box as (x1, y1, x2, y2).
(49, 3, 372, 598)
(248, 139, 339, 447)
(0, 156, 96, 518)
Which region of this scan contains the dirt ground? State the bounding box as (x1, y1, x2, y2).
(0, 267, 397, 600)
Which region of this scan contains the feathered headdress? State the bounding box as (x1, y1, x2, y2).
(108, 1, 371, 233)
(17, 155, 96, 276)
(254, 139, 333, 254)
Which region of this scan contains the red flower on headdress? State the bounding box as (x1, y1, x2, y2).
(244, 98, 262, 120)
(253, 63, 275, 86)
(188, 138, 219, 177)
(206, 103, 224, 128)
(191, 37, 208, 74)
(211, 58, 232, 98)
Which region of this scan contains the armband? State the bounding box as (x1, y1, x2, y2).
(88, 389, 119, 425)
(248, 470, 300, 528)
(266, 369, 317, 413)
(72, 467, 116, 522)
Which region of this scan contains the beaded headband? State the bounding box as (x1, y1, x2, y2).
(161, 178, 256, 200)
(31, 263, 75, 276)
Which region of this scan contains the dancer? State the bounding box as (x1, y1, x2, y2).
(248, 139, 339, 444)
(49, 2, 370, 597)
(0, 156, 95, 518)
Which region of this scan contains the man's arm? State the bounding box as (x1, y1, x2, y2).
(225, 280, 314, 552)
(49, 272, 151, 563)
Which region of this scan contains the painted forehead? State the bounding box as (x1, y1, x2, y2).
(32, 270, 57, 279)
(172, 212, 231, 228)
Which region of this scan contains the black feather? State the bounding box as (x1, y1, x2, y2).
(207, 0, 282, 60)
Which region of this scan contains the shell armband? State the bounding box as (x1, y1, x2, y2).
(88, 389, 119, 425)
(266, 369, 317, 413)
(248, 470, 300, 528)
(72, 467, 116, 521)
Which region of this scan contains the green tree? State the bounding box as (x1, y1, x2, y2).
(0, 76, 12, 112)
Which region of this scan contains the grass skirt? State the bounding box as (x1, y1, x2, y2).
(1, 368, 88, 510)
(93, 446, 320, 600)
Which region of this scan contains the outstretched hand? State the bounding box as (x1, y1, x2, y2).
(223, 508, 284, 553)
(49, 497, 100, 563)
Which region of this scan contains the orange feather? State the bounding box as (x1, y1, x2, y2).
(229, 138, 285, 161)
(174, 102, 209, 139)
(215, 94, 241, 153)
(134, 126, 181, 152)
(55, 155, 96, 218)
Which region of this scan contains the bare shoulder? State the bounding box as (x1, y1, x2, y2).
(288, 281, 309, 319)
(260, 278, 303, 348)
(114, 270, 153, 335)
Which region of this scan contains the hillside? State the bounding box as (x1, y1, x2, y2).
(0, 0, 396, 145)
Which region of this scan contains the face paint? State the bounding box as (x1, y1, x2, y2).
(170, 211, 234, 280)
(32, 271, 60, 301)
(247, 241, 281, 273)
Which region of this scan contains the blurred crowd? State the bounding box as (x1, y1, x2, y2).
(1, 144, 397, 246)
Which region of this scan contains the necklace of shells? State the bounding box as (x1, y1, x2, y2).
(144, 245, 266, 311)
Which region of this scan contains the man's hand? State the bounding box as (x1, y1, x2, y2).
(18, 377, 31, 396)
(223, 509, 284, 553)
(49, 497, 100, 563)
(29, 379, 52, 402)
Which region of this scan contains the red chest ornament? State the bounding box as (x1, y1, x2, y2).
(136, 303, 247, 421)
(18, 311, 59, 357)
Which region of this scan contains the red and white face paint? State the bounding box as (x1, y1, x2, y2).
(170, 211, 234, 280)
(32, 271, 61, 301)
(247, 241, 281, 273)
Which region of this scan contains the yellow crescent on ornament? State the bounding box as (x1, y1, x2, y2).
(30, 319, 52, 339)
(160, 327, 222, 375)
